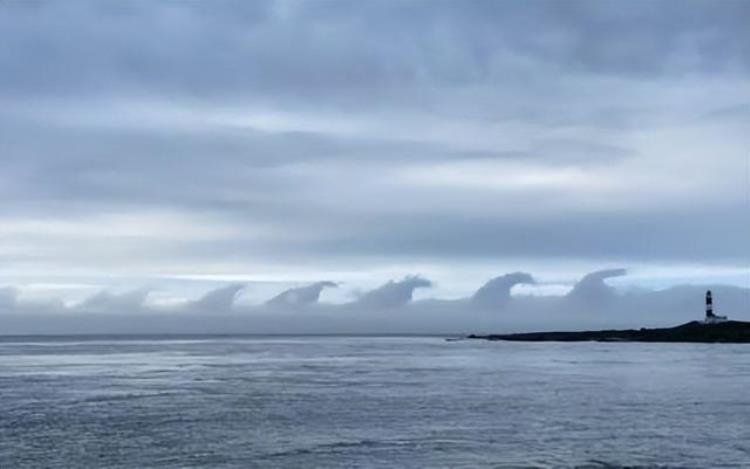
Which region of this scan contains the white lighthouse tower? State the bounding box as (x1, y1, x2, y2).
(704, 290, 728, 324)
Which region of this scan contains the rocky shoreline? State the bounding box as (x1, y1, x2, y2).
(468, 320, 750, 343)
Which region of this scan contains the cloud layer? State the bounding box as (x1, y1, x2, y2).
(0, 1, 747, 325)
(1, 270, 748, 335)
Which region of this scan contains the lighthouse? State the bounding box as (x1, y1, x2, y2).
(704, 289, 728, 324)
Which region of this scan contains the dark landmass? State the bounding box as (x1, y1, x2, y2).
(468, 320, 750, 343)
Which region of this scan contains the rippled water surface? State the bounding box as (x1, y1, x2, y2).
(1, 335, 750, 468)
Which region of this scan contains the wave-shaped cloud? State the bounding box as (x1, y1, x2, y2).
(356, 275, 433, 308)
(189, 284, 245, 312)
(566, 268, 627, 304)
(472, 272, 535, 309)
(266, 281, 337, 307)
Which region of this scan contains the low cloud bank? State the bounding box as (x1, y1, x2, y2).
(0, 287, 18, 309)
(77, 289, 151, 314)
(1, 269, 748, 334)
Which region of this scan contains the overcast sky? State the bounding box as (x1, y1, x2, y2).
(0, 0, 748, 311)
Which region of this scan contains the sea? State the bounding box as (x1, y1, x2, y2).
(1, 335, 749, 468)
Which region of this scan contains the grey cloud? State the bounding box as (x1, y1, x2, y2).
(530, 139, 635, 164)
(356, 276, 433, 309)
(266, 281, 337, 307)
(0, 287, 18, 308)
(0, 0, 747, 310)
(189, 284, 245, 312)
(472, 272, 536, 309)
(1, 0, 748, 107)
(566, 268, 627, 304)
(77, 288, 151, 313)
(701, 104, 750, 122)
(0, 9, 745, 160)
(0, 109, 639, 224)
(303, 206, 750, 265)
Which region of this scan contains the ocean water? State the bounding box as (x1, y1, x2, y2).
(1, 336, 749, 468)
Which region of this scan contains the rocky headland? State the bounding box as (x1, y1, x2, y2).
(468, 320, 750, 343)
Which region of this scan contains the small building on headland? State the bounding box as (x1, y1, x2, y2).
(704, 290, 728, 324)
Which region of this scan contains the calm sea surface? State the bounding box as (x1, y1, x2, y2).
(1, 335, 749, 468)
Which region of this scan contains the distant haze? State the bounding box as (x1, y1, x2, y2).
(0, 1, 748, 333)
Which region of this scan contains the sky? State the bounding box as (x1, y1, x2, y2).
(0, 0, 748, 332)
